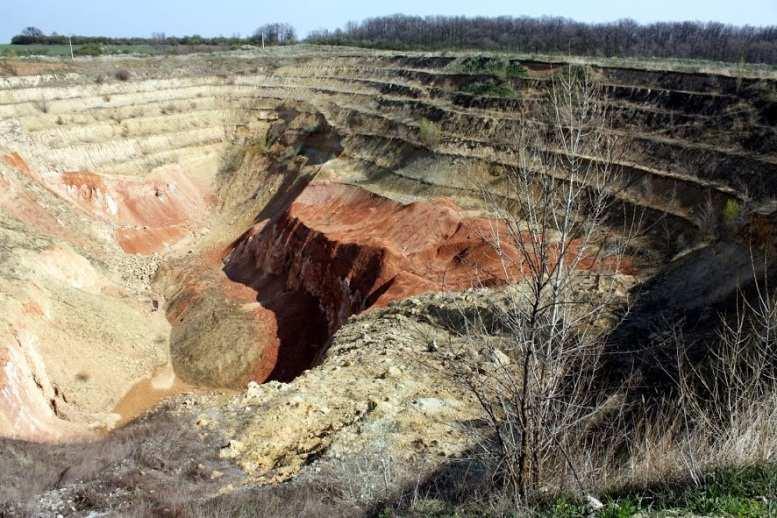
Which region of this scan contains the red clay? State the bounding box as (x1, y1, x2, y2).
(116, 225, 190, 255)
(2, 154, 212, 254)
(61, 169, 211, 254)
(2, 152, 33, 176)
(1, 154, 71, 239)
(59, 168, 210, 254)
(220, 183, 627, 383)
(0, 334, 89, 442)
(226, 185, 515, 326)
(61, 171, 107, 193)
(22, 302, 44, 317)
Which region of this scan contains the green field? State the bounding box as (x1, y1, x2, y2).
(0, 43, 227, 57)
(0, 44, 74, 57)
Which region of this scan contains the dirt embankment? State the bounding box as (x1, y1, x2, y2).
(221, 183, 518, 382)
(0, 153, 173, 441)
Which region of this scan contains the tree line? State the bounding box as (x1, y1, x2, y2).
(12, 15, 777, 65)
(307, 15, 777, 64)
(10, 24, 297, 47)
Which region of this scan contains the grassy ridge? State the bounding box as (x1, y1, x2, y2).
(0, 44, 75, 57)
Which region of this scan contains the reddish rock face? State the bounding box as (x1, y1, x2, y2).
(2, 154, 212, 255)
(0, 337, 89, 442)
(2, 152, 33, 176)
(210, 183, 632, 384)
(227, 184, 512, 321)
(58, 169, 211, 255)
(1, 155, 69, 239)
(219, 184, 516, 382)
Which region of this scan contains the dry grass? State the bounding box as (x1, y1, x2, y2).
(34, 96, 49, 113)
(405, 65, 777, 514)
(0, 397, 370, 516)
(0, 403, 241, 516)
(180, 484, 359, 518)
(376, 287, 777, 516)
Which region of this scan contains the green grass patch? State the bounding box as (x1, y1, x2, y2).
(448, 57, 523, 98)
(74, 43, 103, 57)
(722, 199, 743, 224)
(0, 44, 71, 57)
(460, 80, 516, 98)
(386, 464, 777, 517)
(536, 464, 777, 517)
(418, 118, 442, 148)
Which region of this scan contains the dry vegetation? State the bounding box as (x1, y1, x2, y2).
(385, 67, 776, 515)
(0, 405, 228, 516)
(0, 402, 361, 517)
(115, 69, 131, 81)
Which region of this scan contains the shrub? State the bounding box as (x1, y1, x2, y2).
(461, 80, 516, 98)
(746, 81, 777, 107)
(250, 136, 268, 155)
(115, 69, 131, 81)
(722, 199, 742, 224)
(454, 57, 528, 78)
(75, 43, 103, 56)
(418, 118, 441, 148)
(218, 144, 246, 181)
(34, 97, 49, 113)
(160, 103, 177, 115)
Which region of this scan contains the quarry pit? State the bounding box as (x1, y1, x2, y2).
(1, 47, 776, 502)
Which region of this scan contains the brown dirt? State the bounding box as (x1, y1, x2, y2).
(112, 363, 210, 427)
(0, 60, 72, 76)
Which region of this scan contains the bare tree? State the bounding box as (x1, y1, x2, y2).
(253, 23, 297, 47)
(453, 66, 636, 507)
(307, 15, 777, 65)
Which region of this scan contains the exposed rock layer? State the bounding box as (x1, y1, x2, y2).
(0, 48, 776, 441)
(222, 183, 517, 382)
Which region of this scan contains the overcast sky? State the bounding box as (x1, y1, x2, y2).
(2, 0, 776, 43)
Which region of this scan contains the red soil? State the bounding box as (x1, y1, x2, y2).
(1, 154, 69, 238)
(22, 302, 44, 317)
(2, 152, 33, 176)
(116, 225, 190, 255)
(59, 168, 211, 254)
(226, 184, 516, 326)
(2, 153, 211, 254)
(61, 171, 107, 192)
(219, 183, 626, 383)
(0, 334, 88, 442)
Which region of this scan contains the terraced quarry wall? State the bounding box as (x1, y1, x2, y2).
(1, 48, 776, 442)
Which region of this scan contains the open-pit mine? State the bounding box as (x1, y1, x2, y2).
(1, 47, 776, 514)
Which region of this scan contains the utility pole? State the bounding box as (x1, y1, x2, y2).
(68, 35, 74, 60)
